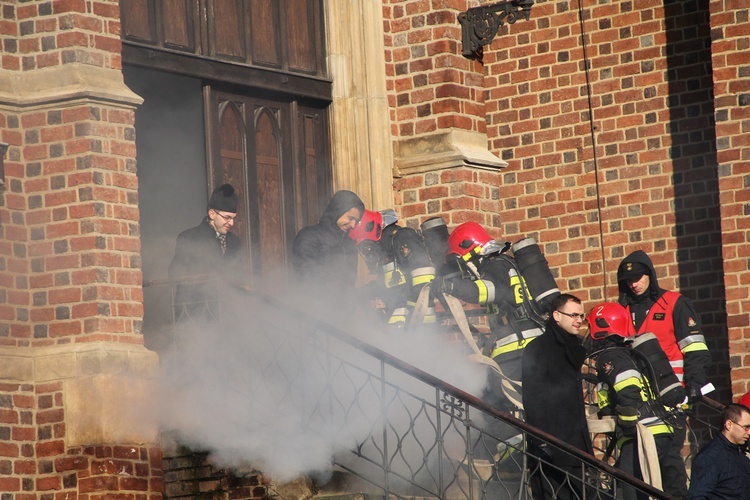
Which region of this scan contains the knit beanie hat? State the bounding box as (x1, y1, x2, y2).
(208, 184, 238, 213)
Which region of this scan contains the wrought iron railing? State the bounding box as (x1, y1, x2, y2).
(144, 277, 710, 499)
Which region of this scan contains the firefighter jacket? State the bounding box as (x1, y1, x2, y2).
(291, 190, 364, 290)
(522, 317, 594, 467)
(447, 253, 543, 384)
(593, 341, 673, 447)
(617, 250, 710, 396)
(377, 225, 436, 327)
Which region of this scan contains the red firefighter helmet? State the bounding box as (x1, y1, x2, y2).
(587, 302, 634, 340)
(738, 392, 750, 408)
(447, 222, 496, 260)
(348, 209, 383, 245)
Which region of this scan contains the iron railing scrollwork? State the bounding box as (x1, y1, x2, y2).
(145, 277, 721, 499)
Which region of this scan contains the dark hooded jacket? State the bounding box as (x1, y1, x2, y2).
(292, 190, 365, 289)
(522, 316, 594, 466)
(616, 250, 710, 394)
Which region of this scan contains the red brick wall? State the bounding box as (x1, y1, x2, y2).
(7, 0, 123, 71)
(1, 2, 142, 347)
(383, 0, 487, 139)
(384, 1, 735, 399)
(0, 1, 159, 496)
(709, 1, 750, 398)
(0, 381, 162, 496)
(3, 103, 144, 346)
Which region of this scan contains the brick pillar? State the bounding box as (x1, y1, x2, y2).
(710, 2, 750, 397)
(0, 1, 161, 496)
(384, 0, 507, 228)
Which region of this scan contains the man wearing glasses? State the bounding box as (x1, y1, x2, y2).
(168, 183, 241, 320)
(688, 403, 750, 499)
(522, 293, 594, 499)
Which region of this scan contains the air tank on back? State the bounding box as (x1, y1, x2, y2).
(511, 237, 560, 315)
(420, 217, 451, 272)
(631, 332, 686, 407)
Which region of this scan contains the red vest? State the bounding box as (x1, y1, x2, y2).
(628, 291, 684, 381)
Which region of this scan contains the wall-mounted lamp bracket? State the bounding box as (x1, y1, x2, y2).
(458, 0, 534, 60)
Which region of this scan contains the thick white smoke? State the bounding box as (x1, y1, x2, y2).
(157, 279, 490, 485)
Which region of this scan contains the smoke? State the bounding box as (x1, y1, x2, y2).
(124, 64, 493, 488)
(156, 279, 490, 485)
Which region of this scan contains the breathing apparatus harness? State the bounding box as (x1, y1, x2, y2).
(450, 238, 559, 354)
(588, 335, 686, 428)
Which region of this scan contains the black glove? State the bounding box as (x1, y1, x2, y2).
(617, 423, 637, 439)
(615, 405, 638, 438)
(434, 275, 460, 295)
(686, 385, 702, 405)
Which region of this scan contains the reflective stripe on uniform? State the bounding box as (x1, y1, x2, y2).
(484, 280, 495, 303)
(491, 335, 539, 358)
(678, 334, 707, 349)
(644, 423, 672, 436)
(669, 359, 684, 381)
(493, 327, 543, 349)
(474, 279, 493, 305)
(410, 266, 436, 286)
(388, 307, 409, 325)
(612, 370, 644, 394)
(617, 423, 673, 448)
(382, 262, 407, 289)
(681, 341, 709, 353)
(596, 383, 611, 410)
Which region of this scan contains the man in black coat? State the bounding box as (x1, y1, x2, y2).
(291, 189, 364, 292)
(522, 293, 594, 499)
(168, 184, 242, 321)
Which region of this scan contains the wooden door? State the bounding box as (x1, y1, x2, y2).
(204, 88, 331, 288)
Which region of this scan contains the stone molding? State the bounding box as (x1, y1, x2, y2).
(0, 342, 159, 446)
(0, 63, 143, 110)
(394, 129, 508, 176)
(324, 0, 395, 211)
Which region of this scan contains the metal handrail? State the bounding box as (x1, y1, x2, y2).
(146, 278, 682, 499)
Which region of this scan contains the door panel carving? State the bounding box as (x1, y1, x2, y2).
(162, 0, 194, 50)
(122, 0, 333, 285)
(254, 110, 284, 274)
(122, 0, 325, 78)
(208, 91, 330, 286)
(218, 103, 250, 276)
(121, 0, 156, 43)
(208, 0, 245, 60)
(249, 0, 280, 67)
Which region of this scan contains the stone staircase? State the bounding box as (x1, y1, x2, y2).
(162, 450, 268, 499)
(162, 451, 386, 499)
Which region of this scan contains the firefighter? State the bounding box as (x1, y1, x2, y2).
(436, 222, 545, 409)
(588, 302, 686, 500)
(617, 250, 709, 499)
(348, 209, 437, 328)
